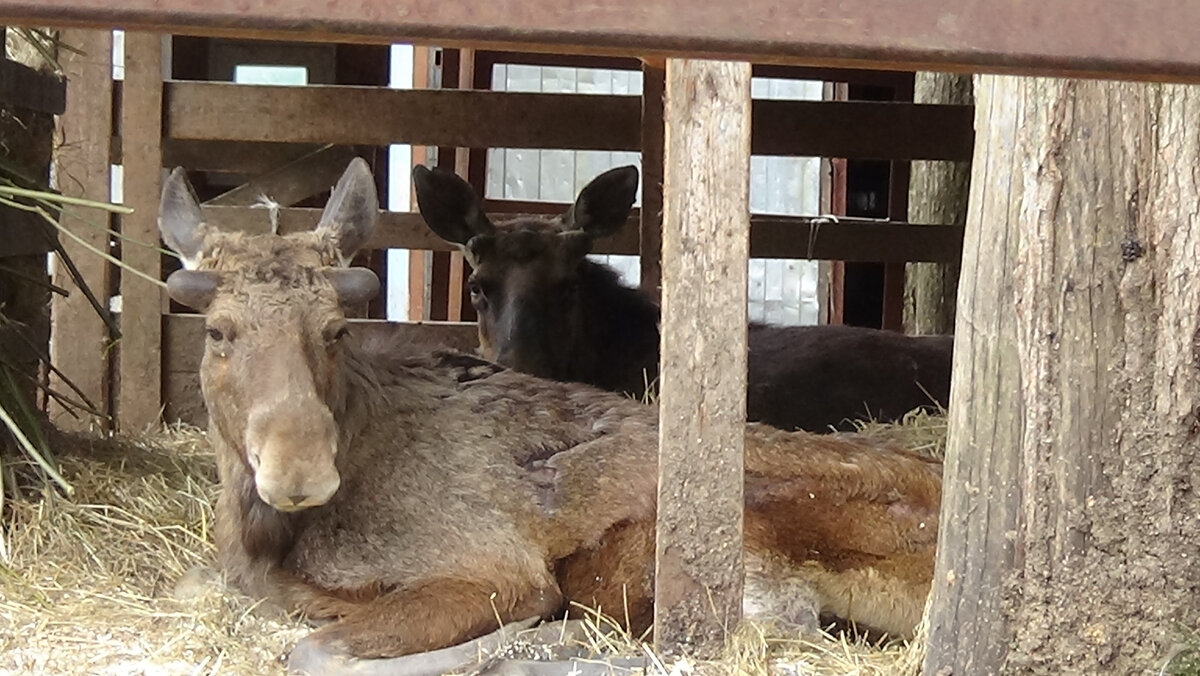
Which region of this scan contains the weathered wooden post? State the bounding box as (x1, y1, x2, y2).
(926, 74, 1200, 674)
(654, 58, 751, 659)
(639, 57, 665, 304)
(51, 29, 114, 430)
(903, 72, 971, 335)
(117, 32, 165, 431)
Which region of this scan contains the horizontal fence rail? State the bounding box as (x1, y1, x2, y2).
(199, 205, 965, 263)
(158, 82, 973, 162)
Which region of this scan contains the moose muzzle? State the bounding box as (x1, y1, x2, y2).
(244, 399, 341, 512)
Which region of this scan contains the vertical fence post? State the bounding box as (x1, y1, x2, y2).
(116, 32, 165, 431)
(51, 29, 115, 431)
(654, 58, 751, 659)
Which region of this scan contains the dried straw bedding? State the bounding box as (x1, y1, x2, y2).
(0, 412, 944, 675)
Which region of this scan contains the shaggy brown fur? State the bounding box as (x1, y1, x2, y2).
(159, 159, 942, 663)
(413, 164, 954, 432)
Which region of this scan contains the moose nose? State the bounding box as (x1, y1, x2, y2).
(256, 476, 340, 512)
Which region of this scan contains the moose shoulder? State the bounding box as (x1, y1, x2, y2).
(160, 159, 942, 672)
(413, 164, 954, 433)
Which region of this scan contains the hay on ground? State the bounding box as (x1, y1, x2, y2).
(0, 426, 306, 676)
(0, 412, 945, 675)
(847, 407, 948, 462)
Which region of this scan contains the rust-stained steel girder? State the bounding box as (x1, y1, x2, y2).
(5, 0, 1200, 82)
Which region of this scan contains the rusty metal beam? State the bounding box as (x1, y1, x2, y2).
(4, 1, 1200, 82)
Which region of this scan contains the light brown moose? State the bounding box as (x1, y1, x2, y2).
(159, 158, 942, 672)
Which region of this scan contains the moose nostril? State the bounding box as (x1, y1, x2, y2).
(288, 494, 308, 507)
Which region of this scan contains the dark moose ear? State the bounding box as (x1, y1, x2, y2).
(316, 157, 379, 265)
(563, 165, 639, 238)
(412, 165, 495, 245)
(158, 166, 209, 269)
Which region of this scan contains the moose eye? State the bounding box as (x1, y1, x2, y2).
(205, 318, 237, 347)
(467, 280, 489, 310)
(324, 323, 350, 345)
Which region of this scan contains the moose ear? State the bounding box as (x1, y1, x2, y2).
(316, 157, 379, 266)
(158, 167, 210, 269)
(564, 165, 639, 238)
(166, 269, 221, 311)
(324, 268, 381, 307)
(412, 165, 494, 245)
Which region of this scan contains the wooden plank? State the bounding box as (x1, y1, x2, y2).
(406, 48, 433, 322)
(167, 83, 640, 150)
(0, 57, 66, 114)
(427, 247, 452, 321)
(638, 59, 665, 302)
(476, 51, 918, 88)
(333, 43, 391, 319)
(654, 58, 749, 659)
(115, 134, 326, 173)
(424, 48, 459, 323)
(751, 64, 915, 88)
(206, 144, 363, 206)
(158, 139, 326, 174)
(824, 82, 849, 325)
(446, 48, 476, 322)
(459, 53, 490, 324)
(749, 217, 962, 263)
(200, 204, 964, 263)
(203, 203, 963, 262)
(49, 28, 114, 431)
(751, 99, 972, 161)
(880, 79, 915, 331)
(10, 1, 1200, 82)
(164, 82, 974, 161)
(881, 158, 912, 331)
(116, 32, 164, 432)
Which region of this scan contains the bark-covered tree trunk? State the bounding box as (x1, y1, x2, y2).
(925, 75, 1200, 674)
(903, 72, 971, 335)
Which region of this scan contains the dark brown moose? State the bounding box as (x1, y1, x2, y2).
(413, 164, 954, 432)
(160, 158, 941, 673)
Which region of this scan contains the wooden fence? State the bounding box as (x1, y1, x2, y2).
(50, 35, 970, 431)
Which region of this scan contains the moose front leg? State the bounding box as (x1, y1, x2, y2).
(288, 616, 543, 676)
(292, 576, 564, 662)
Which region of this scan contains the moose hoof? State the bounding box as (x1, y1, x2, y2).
(171, 565, 222, 601)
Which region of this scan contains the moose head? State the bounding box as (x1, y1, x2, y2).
(158, 158, 380, 512)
